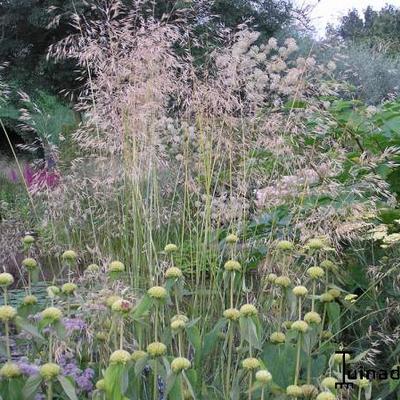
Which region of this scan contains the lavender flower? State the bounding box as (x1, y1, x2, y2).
(63, 317, 86, 333)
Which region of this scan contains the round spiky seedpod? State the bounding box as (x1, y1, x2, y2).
(240, 304, 258, 317)
(293, 285, 308, 297)
(61, 282, 77, 295)
(147, 342, 167, 357)
(255, 369, 272, 384)
(106, 295, 122, 308)
(0, 273, 14, 287)
(276, 240, 294, 251)
(62, 250, 77, 262)
(320, 260, 334, 270)
(275, 276, 291, 288)
(165, 267, 183, 279)
(40, 363, 60, 380)
(171, 357, 191, 373)
(22, 258, 38, 270)
(147, 286, 167, 299)
(320, 293, 334, 303)
(291, 320, 308, 333)
(164, 244, 178, 253)
(266, 273, 277, 283)
(0, 362, 21, 379)
(108, 261, 124, 273)
(86, 264, 99, 273)
(111, 299, 132, 314)
(96, 379, 106, 391)
(333, 353, 350, 364)
(47, 286, 60, 297)
(242, 358, 260, 370)
(109, 350, 131, 364)
(286, 385, 303, 397)
(304, 311, 322, 325)
(307, 267, 324, 279)
(316, 392, 335, 400)
(0, 306, 17, 322)
(223, 308, 240, 321)
(302, 384, 318, 398)
(305, 238, 326, 250)
(321, 377, 337, 390)
(270, 331, 286, 344)
(41, 307, 62, 322)
(226, 234, 239, 244)
(356, 378, 369, 388)
(22, 235, 35, 246)
(131, 350, 147, 362)
(224, 260, 241, 272)
(328, 288, 341, 299)
(23, 295, 38, 306)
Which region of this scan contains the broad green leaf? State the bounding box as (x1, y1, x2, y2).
(57, 375, 78, 400)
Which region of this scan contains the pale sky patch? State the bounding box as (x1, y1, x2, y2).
(294, 0, 400, 36)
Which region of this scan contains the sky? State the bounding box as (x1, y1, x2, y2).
(295, 0, 400, 36)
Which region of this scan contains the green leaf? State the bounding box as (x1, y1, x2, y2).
(132, 295, 153, 318)
(57, 375, 78, 400)
(22, 374, 42, 400)
(203, 318, 227, 357)
(15, 316, 43, 340)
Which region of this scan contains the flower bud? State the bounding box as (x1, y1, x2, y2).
(240, 304, 257, 317)
(61, 282, 77, 295)
(0, 362, 21, 379)
(147, 342, 167, 357)
(270, 331, 286, 344)
(292, 285, 308, 297)
(147, 286, 167, 299)
(22, 235, 35, 246)
(23, 295, 38, 306)
(62, 250, 77, 262)
(22, 258, 38, 270)
(224, 260, 241, 272)
(316, 392, 335, 400)
(328, 288, 341, 299)
(304, 311, 321, 325)
(40, 363, 60, 380)
(111, 299, 132, 314)
(321, 377, 337, 390)
(307, 267, 324, 279)
(108, 261, 124, 273)
(164, 244, 178, 253)
(0, 305, 17, 322)
(255, 369, 272, 384)
(41, 307, 62, 322)
(0, 273, 14, 287)
(165, 267, 183, 279)
(320, 293, 334, 303)
(223, 308, 240, 321)
(266, 273, 277, 283)
(291, 320, 308, 333)
(109, 350, 131, 364)
(131, 350, 147, 362)
(96, 379, 106, 391)
(275, 276, 291, 287)
(226, 234, 239, 244)
(286, 385, 303, 397)
(276, 240, 294, 251)
(301, 384, 318, 398)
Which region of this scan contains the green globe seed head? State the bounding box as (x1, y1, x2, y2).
(131, 350, 147, 362)
(333, 353, 350, 364)
(275, 276, 291, 288)
(41, 307, 62, 322)
(164, 243, 178, 253)
(22, 257, 38, 270)
(321, 330, 333, 340)
(165, 267, 183, 279)
(240, 304, 258, 317)
(270, 331, 286, 344)
(305, 238, 326, 251)
(0, 305, 17, 322)
(106, 295, 122, 308)
(171, 357, 191, 373)
(0, 362, 21, 379)
(224, 260, 241, 272)
(291, 320, 308, 333)
(320, 260, 335, 270)
(307, 266, 324, 279)
(321, 377, 337, 390)
(292, 285, 308, 297)
(276, 240, 294, 251)
(86, 264, 99, 273)
(23, 295, 38, 306)
(286, 385, 303, 397)
(147, 342, 167, 357)
(171, 319, 186, 331)
(46, 286, 60, 298)
(62, 250, 77, 262)
(304, 311, 322, 325)
(242, 357, 260, 370)
(96, 379, 106, 391)
(320, 293, 334, 303)
(109, 350, 131, 364)
(0, 273, 14, 287)
(316, 392, 335, 400)
(61, 282, 77, 295)
(301, 384, 318, 398)
(255, 369, 272, 384)
(328, 288, 341, 299)
(22, 235, 35, 245)
(108, 261, 124, 273)
(226, 234, 239, 244)
(223, 308, 240, 321)
(40, 363, 60, 380)
(111, 299, 132, 314)
(147, 286, 167, 299)
(266, 273, 277, 283)
(356, 377, 369, 388)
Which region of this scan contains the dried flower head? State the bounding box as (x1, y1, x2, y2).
(293, 285, 308, 297)
(255, 369, 272, 384)
(301, 384, 318, 398)
(240, 304, 258, 317)
(131, 350, 147, 362)
(40, 363, 60, 380)
(291, 320, 308, 333)
(108, 261, 124, 273)
(0, 362, 21, 379)
(41, 307, 62, 322)
(110, 350, 131, 364)
(147, 286, 167, 299)
(321, 377, 337, 390)
(22, 258, 38, 270)
(242, 357, 260, 370)
(147, 342, 167, 357)
(62, 250, 77, 262)
(171, 357, 191, 373)
(276, 240, 294, 251)
(165, 267, 183, 279)
(275, 276, 291, 287)
(0, 273, 14, 287)
(223, 308, 241, 321)
(61, 282, 77, 295)
(164, 244, 178, 253)
(226, 234, 239, 244)
(22, 235, 35, 246)
(307, 267, 324, 279)
(112, 299, 132, 314)
(0, 305, 17, 322)
(224, 260, 241, 272)
(270, 331, 286, 344)
(286, 385, 303, 397)
(316, 392, 335, 400)
(23, 295, 38, 306)
(304, 311, 322, 325)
